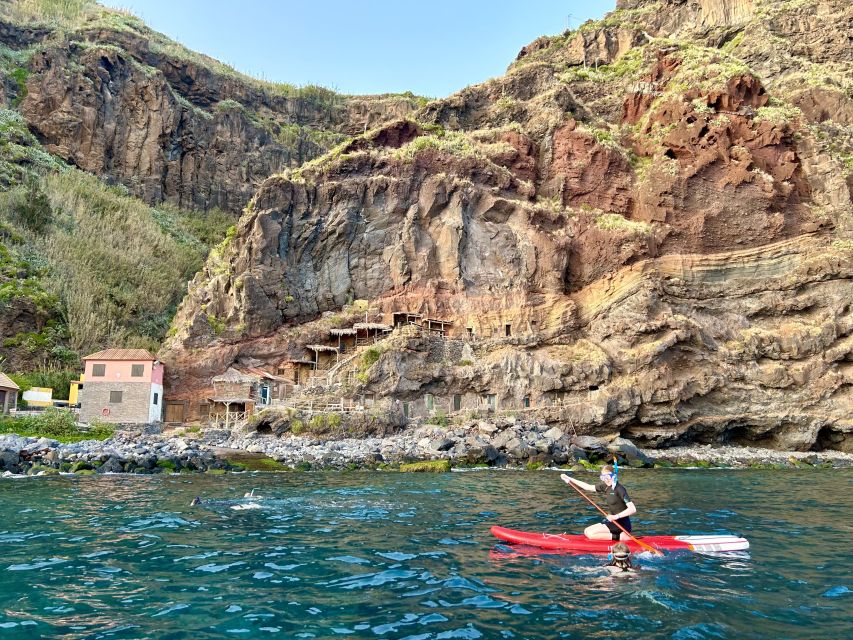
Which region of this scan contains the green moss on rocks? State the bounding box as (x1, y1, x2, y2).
(226, 456, 291, 472)
(155, 459, 177, 472)
(399, 460, 451, 473)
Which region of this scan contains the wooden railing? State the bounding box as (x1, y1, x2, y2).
(209, 411, 249, 424)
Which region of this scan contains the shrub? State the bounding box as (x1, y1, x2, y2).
(425, 412, 448, 428)
(326, 412, 342, 428)
(0, 408, 112, 442)
(361, 347, 381, 368)
(309, 414, 326, 431)
(290, 419, 304, 435)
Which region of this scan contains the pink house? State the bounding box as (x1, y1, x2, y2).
(79, 349, 164, 424)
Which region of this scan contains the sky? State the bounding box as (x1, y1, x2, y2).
(108, 0, 615, 98)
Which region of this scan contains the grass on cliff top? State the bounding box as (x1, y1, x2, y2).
(0, 107, 232, 364)
(0, 409, 114, 443)
(0, 0, 344, 111)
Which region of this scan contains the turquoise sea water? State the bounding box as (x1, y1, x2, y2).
(0, 469, 850, 639)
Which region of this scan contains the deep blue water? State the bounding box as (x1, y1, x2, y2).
(0, 469, 850, 639)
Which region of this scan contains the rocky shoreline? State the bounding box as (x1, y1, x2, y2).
(1, 420, 852, 477)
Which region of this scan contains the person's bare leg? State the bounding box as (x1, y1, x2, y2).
(584, 523, 613, 540)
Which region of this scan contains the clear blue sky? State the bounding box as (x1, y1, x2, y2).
(108, 0, 615, 97)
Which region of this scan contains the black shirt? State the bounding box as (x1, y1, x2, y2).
(594, 482, 630, 515)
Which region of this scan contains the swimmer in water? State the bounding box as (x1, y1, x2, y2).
(603, 542, 636, 574)
(190, 495, 261, 510)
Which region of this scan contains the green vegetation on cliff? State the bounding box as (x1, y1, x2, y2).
(0, 108, 232, 369)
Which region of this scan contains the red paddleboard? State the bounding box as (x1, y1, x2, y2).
(490, 526, 749, 555)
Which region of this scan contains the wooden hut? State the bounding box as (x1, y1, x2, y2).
(392, 312, 422, 327)
(277, 359, 315, 385)
(353, 322, 392, 347)
(307, 344, 339, 372)
(423, 318, 453, 337)
(330, 328, 357, 354)
(207, 368, 257, 426)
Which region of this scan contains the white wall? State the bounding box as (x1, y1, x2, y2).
(149, 383, 163, 423)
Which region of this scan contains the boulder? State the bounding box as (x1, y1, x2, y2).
(607, 437, 653, 466)
(572, 436, 609, 453)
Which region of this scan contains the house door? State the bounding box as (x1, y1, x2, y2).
(164, 402, 185, 424)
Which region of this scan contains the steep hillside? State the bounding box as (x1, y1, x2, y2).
(0, 106, 232, 371)
(0, 0, 419, 374)
(0, 0, 421, 214)
(164, 0, 853, 451)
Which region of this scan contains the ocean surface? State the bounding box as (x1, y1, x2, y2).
(0, 469, 850, 639)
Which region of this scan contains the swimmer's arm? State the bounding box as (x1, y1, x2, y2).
(560, 473, 596, 492)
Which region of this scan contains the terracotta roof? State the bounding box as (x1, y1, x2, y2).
(0, 373, 20, 390)
(83, 348, 156, 361)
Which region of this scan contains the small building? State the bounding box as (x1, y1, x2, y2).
(422, 318, 453, 337)
(277, 359, 315, 385)
(392, 312, 422, 327)
(22, 387, 53, 407)
(0, 373, 20, 415)
(207, 368, 257, 426)
(353, 322, 392, 346)
(206, 367, 286, 426)
(307, 344, 339, 371)
(330, 328, 357, 354)
(79, 349, 163, 424)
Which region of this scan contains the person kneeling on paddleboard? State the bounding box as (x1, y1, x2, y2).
(561, 464, 637, 541)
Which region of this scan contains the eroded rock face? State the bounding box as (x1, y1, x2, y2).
(2, 21, 417, 213)
(162, 0, 853, 451)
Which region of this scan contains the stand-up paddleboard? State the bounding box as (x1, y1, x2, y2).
(491, 526, 749, 554)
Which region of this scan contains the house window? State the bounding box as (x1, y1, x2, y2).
(425, 394, 434, 411)
(453, 394, 462, 412)
(131, 364, 144, 377)
(402, 402, 410, 419)
(153, 393, 159, 405)
(467, 327, 474, 339)
(92, 364, 106, 377)
(523, 396, 531, 408)
(109, 391, 123, 403)
(505, 324, 512, 337)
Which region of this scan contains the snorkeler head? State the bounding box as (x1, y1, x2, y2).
(190, 496, 201, 506)
(611, 542, 631, 560)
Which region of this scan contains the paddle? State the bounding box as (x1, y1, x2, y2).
(560, 471, 664, 556)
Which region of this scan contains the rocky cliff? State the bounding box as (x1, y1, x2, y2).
(163, 0, 853, 451)
(0, 3, 420, 214)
